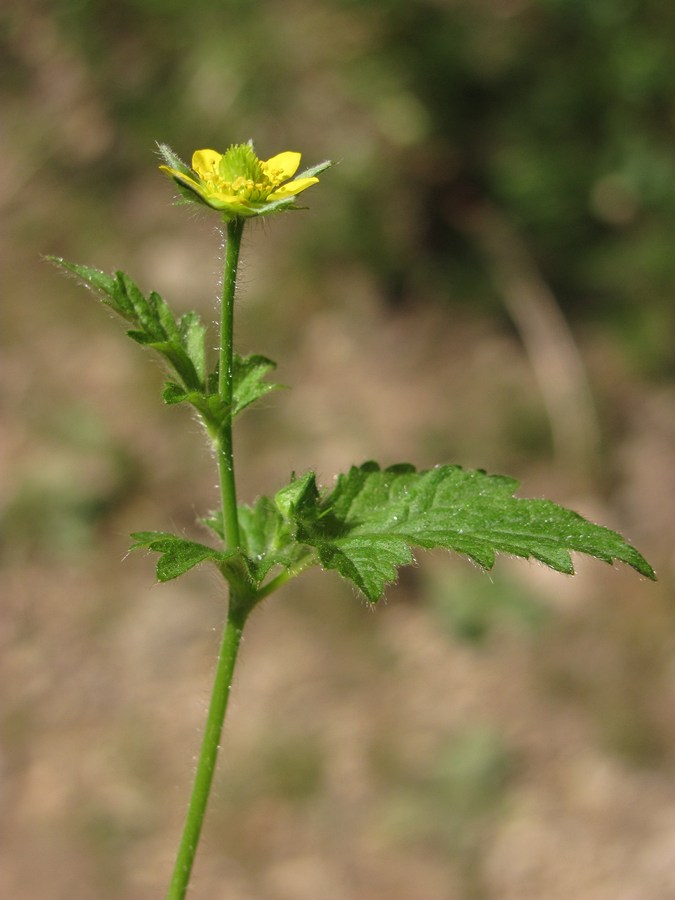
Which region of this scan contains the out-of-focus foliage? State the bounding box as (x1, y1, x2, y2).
(329, 0, 675, 364)
(2, 5, 674, 899)
(4, 0, 674, 374)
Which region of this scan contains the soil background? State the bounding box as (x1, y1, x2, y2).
(2, 3, 674, 898)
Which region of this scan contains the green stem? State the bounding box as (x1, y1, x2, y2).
(218, 217, 245, 552)
(166, 602, 248, 900)
(167, 216, 250, 899)
(255, 553, 317, 601)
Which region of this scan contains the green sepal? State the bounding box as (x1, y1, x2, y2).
(296, 159, 333, 180)
(156, 143, 194, 179)
(130, 531, 235, 582)
(156, 144, 205, 207)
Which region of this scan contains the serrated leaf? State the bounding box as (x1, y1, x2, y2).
(49, 258, 133, 318)
(152, 290, 182, 342)
(205, 497, 312, 584)
(276, 462, 655, 602)
(232, 354, 282, 416)
(165, 353, 280, 429)
(317, 535, 412, 601)
(117, 272, 160, 337)
(161, 385, 229, 432)
(52, 259, 207, 393)
(130, 531, 234, 582)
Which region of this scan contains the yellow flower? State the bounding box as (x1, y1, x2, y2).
(158, 142, 330, 220)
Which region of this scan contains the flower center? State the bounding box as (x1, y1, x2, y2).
(200, 144, 281, 203)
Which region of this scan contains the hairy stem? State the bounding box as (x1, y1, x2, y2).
(218, 217, 245, 552)
(166, 602, 248, 900)
(167, 216, 249, 899)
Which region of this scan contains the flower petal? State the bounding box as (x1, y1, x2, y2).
(262, 151, 301, 181)
(268, 176, 319, 201)
(204, 191, 242, 209)
(191, 149, 222, 180)
(159, 166, 209, 198)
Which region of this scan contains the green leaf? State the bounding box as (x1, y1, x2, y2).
(238, 496, 302, 581)
(180, 312, 207, 384)
(51, 259, 206, 393)
(205, 496, 312, 584)
(49, 258, 132, 317)
(162, 354, 279, 429)
(119, 273, 162, 338)
(232, 354, 282, 416)
(238, 497, 288, 559)
(317, 534, 413, 601)
(52, 260, 280, 435)
(130, 531, 234, 582)
(162, 381, 189, 405)
(275, 462, 655, 602)
(274, 471, 319, 521)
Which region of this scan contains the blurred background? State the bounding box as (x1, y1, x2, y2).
(2, 0, 674, 897)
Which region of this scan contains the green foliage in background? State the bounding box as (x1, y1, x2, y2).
(7, 0, 673, 378)
(335, 2, 675, 337)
